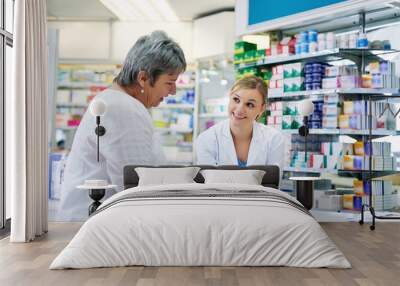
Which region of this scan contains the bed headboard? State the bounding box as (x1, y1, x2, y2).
(123, 165, 280, 189)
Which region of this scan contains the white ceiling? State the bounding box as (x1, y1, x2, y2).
(47, 0, 235, 21)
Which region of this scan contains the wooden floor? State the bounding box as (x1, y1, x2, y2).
(0, 222, 399, 286)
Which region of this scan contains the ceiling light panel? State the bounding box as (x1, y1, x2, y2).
(99, 0, 179, 22)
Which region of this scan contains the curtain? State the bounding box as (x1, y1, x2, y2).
(9, 0, 48, 242)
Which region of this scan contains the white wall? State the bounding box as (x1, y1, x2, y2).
(48, 22, 111, 59)
(193, 11, 235, 59)
(48, 20, 193, 62)
(111, 21, 193, 62)
(48, 13, 237, 62)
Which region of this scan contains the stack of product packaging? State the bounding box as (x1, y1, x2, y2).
(322, 95, 339, 129)
(304, 62, 325, 90)
(338, 100, 396, 130)
(322, 61, 400, 89)
(290, 140, 395, 171)
(294, 30, 335, 55)
(281, 102, 302, 130)
(234, 41, 257, 66)
(290, 135, 340, 169)
(267, 101, 283, 129)
(341, 141, 395, 171)
(313, 179, 396, 212)
(322, 65, 359, 89)
(307, 100, 323, 129)
(283, 63, 304, 92)
(363, 61, 400, 89)
(268, 65, 284, 97)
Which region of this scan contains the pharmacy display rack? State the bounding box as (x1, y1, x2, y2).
(236, 47, 400, 230)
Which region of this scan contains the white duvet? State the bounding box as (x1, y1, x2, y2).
(50, 183, 351, 269)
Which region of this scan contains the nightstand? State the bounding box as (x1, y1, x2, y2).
(77, 184, 117, 215)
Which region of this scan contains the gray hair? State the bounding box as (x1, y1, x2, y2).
(114, 31, 186, 86)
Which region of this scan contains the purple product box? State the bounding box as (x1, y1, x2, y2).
(349, 114, 361, 130)
(353, 156, 363, 170)
(364, 142, 372, 156)
(353, 196, 362, 210)
(353, 101, 364, 114)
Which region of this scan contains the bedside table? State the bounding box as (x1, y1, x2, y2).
(77, 184, 117, 215)
(289, 177, 320, 210)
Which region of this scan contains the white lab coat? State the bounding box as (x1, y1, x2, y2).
(195, 119, 285, 173)
(58, 89, 165, 221)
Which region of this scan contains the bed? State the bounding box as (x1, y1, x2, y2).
(50, 165, 351, 269)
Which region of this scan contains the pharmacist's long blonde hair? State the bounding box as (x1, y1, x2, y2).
(230, 75, 268, 105)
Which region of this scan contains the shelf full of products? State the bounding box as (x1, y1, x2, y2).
(234, 27, 400, 216)
(52, 63, 121, 151)
(151, 70, 197, 165)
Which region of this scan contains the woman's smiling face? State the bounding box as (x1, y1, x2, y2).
(228, 88, 265, 126)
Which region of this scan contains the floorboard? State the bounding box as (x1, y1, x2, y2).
(0, 222, 399, 286)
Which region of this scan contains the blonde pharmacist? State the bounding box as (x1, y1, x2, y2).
(58, 31, 186, 221)
(195, 75, 285, 174)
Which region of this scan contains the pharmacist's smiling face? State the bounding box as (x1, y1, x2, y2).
(146, 72, 180, 107)
(228, 88, 265, 126)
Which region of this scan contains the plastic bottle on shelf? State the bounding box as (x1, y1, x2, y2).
(338, 34, 349, 49)
(357, 33, 369, 49)
(349, 33, 358, 49)
(326, 32, 335, 49)
(317, 33, 326, 51)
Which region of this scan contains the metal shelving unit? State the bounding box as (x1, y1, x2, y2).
(281, 129, 400, 136)
(236, 48, 398, 69)
(269, 88, 400, 100)
(237, 13, 400, 229)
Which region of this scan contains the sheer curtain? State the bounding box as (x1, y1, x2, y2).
(9, 0, 48, 242)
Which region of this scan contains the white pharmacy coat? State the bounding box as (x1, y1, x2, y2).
(195, 119, 285, 174)
(58, 89, 165, 221)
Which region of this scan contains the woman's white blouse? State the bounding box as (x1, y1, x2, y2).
(195, 119, 286, 173)
(58, 89, 165, 221)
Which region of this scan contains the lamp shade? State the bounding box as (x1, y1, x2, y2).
(299, 99, 314, 116)
(89, 99, 107, 116)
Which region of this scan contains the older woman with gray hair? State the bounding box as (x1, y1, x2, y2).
(58, 31, 186, 221)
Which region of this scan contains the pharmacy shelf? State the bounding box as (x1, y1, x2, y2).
(282, 129, 339, 135)
(269, 88, 400, 100)
(56, 103, 88, 108)
(281, 129, 399, 136)
(56, 126, 79, 131)
(155, 127, 193, 133)
(284, 167, 399, 178)
(176, 84, 195, 89)
(154, 103, 195, 109)
(236, 48, 398, 69)
(284, 167, 324, 174)
(58, 82, 110, 89)
(199, 113, 227, 118)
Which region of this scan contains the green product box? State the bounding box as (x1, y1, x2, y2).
(256, 49, 266, 59)
(234, 53, 244, 61)
(235, 41, 257, 54)
(243, 50, 257, 62)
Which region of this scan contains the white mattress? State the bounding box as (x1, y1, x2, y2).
(50, 183, 351, 269)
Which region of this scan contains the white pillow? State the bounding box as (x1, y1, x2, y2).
(135, 167, 200, 186)
(200, 169, 266, 185)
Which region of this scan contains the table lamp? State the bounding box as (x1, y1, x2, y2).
(89, 99, 107, 162)
(298, 99, 315, 163)
(289, 99, 317, 210)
